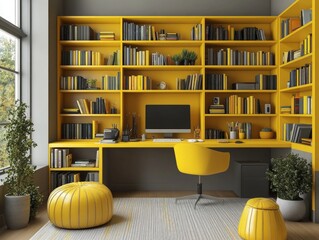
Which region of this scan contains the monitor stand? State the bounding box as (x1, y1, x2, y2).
(163, 133, 173, 138)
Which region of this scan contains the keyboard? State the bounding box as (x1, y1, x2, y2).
(153, 138, 182, 142)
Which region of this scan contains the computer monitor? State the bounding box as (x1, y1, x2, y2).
(145, 104, 191, 137)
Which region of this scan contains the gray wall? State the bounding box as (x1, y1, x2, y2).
(62, 0, 271, 16)
(271, 0, 295, 16)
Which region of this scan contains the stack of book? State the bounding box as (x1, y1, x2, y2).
(166, 32, 179, 40)
(280, 106, 291, 114)
(71, 159, 96, 167)
(208, 104, 225, 114)
(301, 138, 312, 146)
(98, 31, 115, 40)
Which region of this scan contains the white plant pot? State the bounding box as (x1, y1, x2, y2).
(5, 194, 30, 229)
(276, 197, 306, 221)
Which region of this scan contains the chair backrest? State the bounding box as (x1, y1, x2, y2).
(174, 143, 230, 176)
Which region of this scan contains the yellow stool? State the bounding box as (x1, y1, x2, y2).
(47, 182, 113, 229)
(238, 198, 287, 240)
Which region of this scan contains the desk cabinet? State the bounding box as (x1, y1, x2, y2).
(233, 161, 269, 198)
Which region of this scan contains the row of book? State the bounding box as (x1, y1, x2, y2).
(281, 9, 312, 38)
(205, 25, 266, 40)
(60, 24, 97, 40)
(101, 73, 121, 90)
(206, 48, 275, 66)
(191, 24, 202, 40)
(60, 75, 89, 90)
(123, 22, 156, 40)
(123, 75, 152, 90)
(288, 63, 312, 87)
(283, 123, 312, 143)
(123, 46, 150, 65)
(225, 95, 262, 114)
(205, 73, 228, 90)
(282, 33, 312, 64)
(290, 95, 312, 115)
(205, 128, 226, 139)
(255, 74, 277, 90)
(60, 74, 121, 90)
(61, 123, 93, 139)
(61, 50, 103, 66)
(106, 50, 121, 65)
(151, 52, 168, 65)
(50, 148, 99, 168)
(51, 172, 99, 190)
(76, 97, 111, 114)
(176, 74, 203, 90)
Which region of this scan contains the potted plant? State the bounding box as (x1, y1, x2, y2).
(259, 127, 275, 139)
(188, 51, 198, 65)
(181, 49, 190, 65)
(266, 153, 312, 221)
(87, 78, 97, 89)
(3, 100, 43, 229)
(171, 53, 182, 65)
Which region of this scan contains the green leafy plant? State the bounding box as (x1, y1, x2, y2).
(171, 54, 182, 64)
(3, 100, 43, 218)
(187, 51, 198, 63)
(261, 127, 273, 132)
(266, 153, 312, 200)
(87, 79, 97, 89)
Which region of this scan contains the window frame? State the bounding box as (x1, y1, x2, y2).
(0, 0, 28, 173)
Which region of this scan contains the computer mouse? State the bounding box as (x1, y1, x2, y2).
(187, 139, 197, 143)
(197, 139, 204, 142)
(235, 140, 243, 144)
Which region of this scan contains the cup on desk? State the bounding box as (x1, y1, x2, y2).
(229, 131, 237, 139)
(239, 132, 245, 139)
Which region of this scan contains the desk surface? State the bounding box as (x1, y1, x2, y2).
(49, 139, 291, 148)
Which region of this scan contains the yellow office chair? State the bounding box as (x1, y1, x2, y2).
(174, 142, 230, 208)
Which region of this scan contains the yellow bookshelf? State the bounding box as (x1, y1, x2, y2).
(278, 0, 317, 216)
(51, 4, 317, 214)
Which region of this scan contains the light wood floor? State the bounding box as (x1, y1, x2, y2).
(1, 191, 319, 240)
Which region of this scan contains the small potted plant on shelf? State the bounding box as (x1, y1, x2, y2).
(181, 49, 190, 65)
(3, 100, 43, 229)
(259, 127, 275, 139)
(266, 153, 312, 221)
(188, 51, 198, 65)
(87, 78, 97, 89)
(171, 53, 182, 65)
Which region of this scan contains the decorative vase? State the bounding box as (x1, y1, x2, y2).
(5, 194, 30, 229)
(276, 197, 306, 221)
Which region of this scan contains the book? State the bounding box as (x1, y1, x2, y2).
(301, 9, 312, 26)
(100, 139, 118, 144)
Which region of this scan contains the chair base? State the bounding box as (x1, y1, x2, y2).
(175, 193, 223, 209)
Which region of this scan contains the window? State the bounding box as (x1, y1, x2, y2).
(0, 0, 26, 170)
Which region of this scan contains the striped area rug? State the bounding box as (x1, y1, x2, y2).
(31, 197, 247, 240)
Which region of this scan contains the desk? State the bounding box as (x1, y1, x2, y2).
(48, 139, 291, 192)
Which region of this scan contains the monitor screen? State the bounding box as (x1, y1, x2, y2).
(145, 104, 191, 135)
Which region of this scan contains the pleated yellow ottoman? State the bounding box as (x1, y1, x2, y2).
(238, 198, 287, 240)
(47, 182, 113, 229)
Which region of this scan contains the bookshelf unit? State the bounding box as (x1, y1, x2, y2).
(52, 16, 279, 186)
(278, 0, 314, 154)
(278, 0, 318, 218)
(51, 2, 318, 220)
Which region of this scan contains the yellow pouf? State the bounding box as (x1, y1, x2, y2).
(238, 198, 287, 240)
(47, 182, 113, 229)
